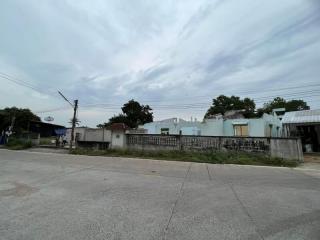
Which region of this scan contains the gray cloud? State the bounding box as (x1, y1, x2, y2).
(0, 0, 319, 127)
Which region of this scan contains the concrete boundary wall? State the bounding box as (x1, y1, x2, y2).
(270, 138, 303, 161)
(126, 134, 303, 161)
(83, 128, 111, 142)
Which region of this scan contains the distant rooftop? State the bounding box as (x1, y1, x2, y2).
(282, 109, 320, 124)
(108, 123, 129, 130)
(155, 118, 200, 123)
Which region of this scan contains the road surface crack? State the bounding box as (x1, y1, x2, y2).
(229, 184, 265, 240)
(206, 164, 212, 181)
(162, 163, 192, 240)
(210, 166, 265, 240)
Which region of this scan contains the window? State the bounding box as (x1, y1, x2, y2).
(234, 124, 248, 136)
(161, 128, 169, 135)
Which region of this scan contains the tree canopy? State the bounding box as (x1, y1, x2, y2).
(205, 96, 310, 119)
(258, 97, 310, 115)
(205, 95, 256, 118)
(0, 107, 40, 133)
(99, 100, 153, 128)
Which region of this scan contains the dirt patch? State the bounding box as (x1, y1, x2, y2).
(303, 153, 320, 163)
(0, 182, 38, 198)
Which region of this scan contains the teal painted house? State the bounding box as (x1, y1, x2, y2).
(141, 113, 282, 137)
(222, 113, 282, 137)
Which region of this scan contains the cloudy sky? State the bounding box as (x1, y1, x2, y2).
(1, 0, 320, 127)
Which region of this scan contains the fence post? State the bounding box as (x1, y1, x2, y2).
(142, 135, 145, 151)
(179, 131, 182, 151)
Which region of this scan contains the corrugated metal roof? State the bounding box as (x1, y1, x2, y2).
(282, 109, 320, 124)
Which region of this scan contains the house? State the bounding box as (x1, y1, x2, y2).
(109, 123, 129, 149)
(140, 112, 282, 138)
(142, 118, 202, 135)
(223, 113, 282, 137)
(282, 109, 320, 152)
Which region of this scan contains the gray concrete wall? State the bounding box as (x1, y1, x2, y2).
(201, 119, 224, 136)
(77, 141, 109, 150)
(66, 128, 87, 143)
(270, 138, 303, 161)
(84, 128, 111, 142)
(127, 144, 179, 151)
(126, 134, 303, 162)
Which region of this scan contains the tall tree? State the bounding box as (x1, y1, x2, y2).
(0, 107, 40, 134)
(257, 97, 310, 116)
(99, 100, 153, 128)
(205, 95, 256, 118)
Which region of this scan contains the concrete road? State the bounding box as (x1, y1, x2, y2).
(0, 149, 319, 240)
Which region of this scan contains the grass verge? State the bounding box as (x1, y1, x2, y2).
(70, 148, 299, 167)
(5, 138, 33, 150)
(39, 137, 54, 145)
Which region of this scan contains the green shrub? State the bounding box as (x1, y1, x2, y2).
(5, 138, 33, 150)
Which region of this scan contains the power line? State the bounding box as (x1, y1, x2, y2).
(11, 75, 317, 115)
(0, 71, 40, 87)
(93, 82, 320, 104)
(78, 91, 320, 109)
(33, 94, 319, 119)
(34, 106, 72, 114)
(0, 72, 59, 99)
(0, 74, 47, 95)
(1, 69, 318, 107)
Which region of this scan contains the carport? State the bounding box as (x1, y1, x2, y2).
(282, 109, 320, 152)
(29, 121, 66, 138)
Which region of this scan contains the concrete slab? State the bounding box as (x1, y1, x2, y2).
(0, 149, 319, 240)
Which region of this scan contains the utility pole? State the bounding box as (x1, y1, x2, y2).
(70, 100, 78, 150)
(58, 91, 78, 151)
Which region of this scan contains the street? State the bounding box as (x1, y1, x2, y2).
(0, 149, 319, 240)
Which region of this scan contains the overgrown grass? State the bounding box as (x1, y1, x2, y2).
(5, 138, 33, 150)
(39, 137, 54, 145)
(70, 148, 299, 167)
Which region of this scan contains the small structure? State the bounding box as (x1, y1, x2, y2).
(109, 123, 129, 149)
(282, 109, 320, 152)
(68, 127, 111, 149)
(72, 123, 129, 150)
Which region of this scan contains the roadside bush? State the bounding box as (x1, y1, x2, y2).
(5, 138, 33, 150)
